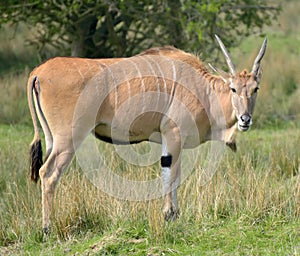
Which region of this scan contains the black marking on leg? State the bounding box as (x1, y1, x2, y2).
(161, 154, 172, 168)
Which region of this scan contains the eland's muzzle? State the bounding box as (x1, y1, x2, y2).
(238, 114, 252, 131)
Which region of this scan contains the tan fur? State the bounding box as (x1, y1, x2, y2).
(28, 39, 267, 233)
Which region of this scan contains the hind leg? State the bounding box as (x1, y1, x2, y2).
(39, 141, 75, 235)
(39, 124, 92, 235)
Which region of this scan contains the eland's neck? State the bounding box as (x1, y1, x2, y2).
(201, 74, 238, 145)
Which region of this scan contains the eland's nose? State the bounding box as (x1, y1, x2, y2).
(241, 114, 251, 124)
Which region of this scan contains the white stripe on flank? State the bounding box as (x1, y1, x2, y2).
(128, 59, 145, 112)
(170, 60, 177, 100)
(147, 56, 167, 103)
(143, 56, 160, 93)
(98, 63, 118, 109)
(171, 60, 176, 82)
(161, 60, 177, 114)
(108, 65, 118, 109)
(74, 63, 85, 82)
(121, 67, 131, 110)
(142, 56, 162, 114)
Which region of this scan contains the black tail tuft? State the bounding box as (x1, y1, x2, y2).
(30, 139, 43, 183)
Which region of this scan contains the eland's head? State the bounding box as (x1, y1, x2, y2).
(211, 35, 267, 131)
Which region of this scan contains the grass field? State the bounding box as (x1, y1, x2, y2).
(0, 124, 299, 255)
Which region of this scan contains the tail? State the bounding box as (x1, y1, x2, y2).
(28, 76, 43, 183)
(30, 139, 43, 182)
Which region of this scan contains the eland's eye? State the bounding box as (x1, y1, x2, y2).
(230, 87, 237, 93)
(254, 87, 259, 93)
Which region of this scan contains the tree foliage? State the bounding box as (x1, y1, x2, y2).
(0, 0, 280, 60)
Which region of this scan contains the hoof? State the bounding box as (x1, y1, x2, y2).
(43, 227, 51, 237)
(164, 208, 180, 221)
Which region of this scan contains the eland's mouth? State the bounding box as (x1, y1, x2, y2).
(238, 124, 250, 132)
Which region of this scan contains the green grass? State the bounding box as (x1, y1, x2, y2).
(0, 124, 299, 255)
(4, 218, 298, 255)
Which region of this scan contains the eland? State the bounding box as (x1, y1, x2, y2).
(28, 35, 267, 234)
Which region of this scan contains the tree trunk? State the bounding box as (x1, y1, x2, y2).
(71, 15, 97, 57)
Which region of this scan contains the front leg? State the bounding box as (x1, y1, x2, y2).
(161, 132, 181, 221)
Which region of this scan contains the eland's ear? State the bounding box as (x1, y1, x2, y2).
(208, 63, 230, 82)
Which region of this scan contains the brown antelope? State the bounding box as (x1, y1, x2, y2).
(28, 35, 267, 234)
